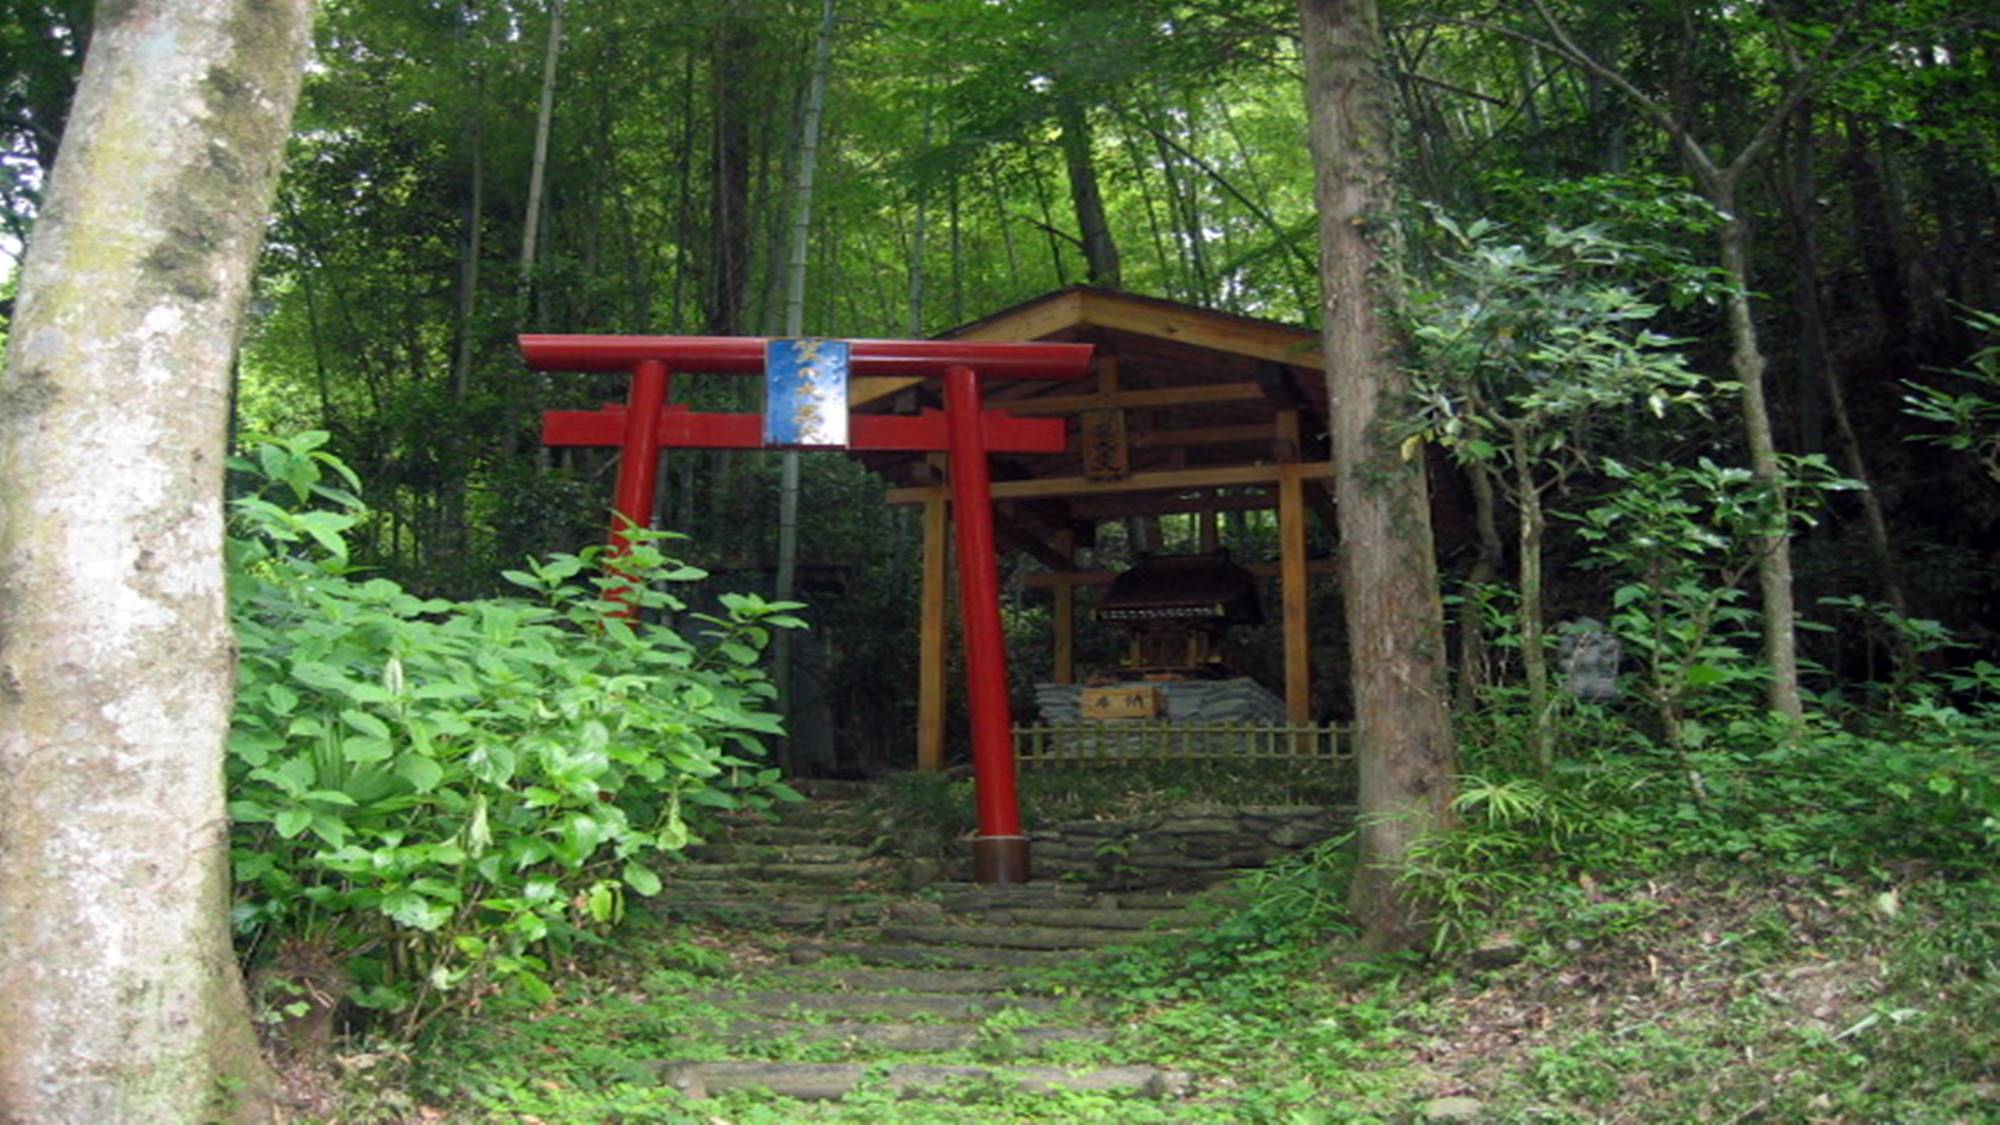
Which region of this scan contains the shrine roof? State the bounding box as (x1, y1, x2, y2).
(851, 286, 1337, 547)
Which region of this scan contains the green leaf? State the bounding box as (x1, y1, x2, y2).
(512, 972, 554, 1005)
(622, 862, 662, 897)
(341, 708, 391, 739)
(1683, 663, 1728, 687)
(396, 754, 445, 793)
(587, 882, 618, 923)
(342, 736, 393, 764)
(382, 889, 451, 931)
(274, 809, 313, 838)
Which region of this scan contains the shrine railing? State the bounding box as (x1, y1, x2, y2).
(1013, 722, 1353, 770)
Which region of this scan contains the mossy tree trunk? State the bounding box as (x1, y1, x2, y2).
(0, 2, 313, 1119)
(1300, 0, 1459, 952)
(1510, 425, 1554, 774)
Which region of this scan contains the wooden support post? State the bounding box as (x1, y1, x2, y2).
(1279, 463, 1311, 724)
(1198, 498, 1219, 553)
(917, 487, 949, 772)
(1053, 577, 1075, 685)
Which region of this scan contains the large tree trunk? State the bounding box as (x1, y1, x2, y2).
(1300, 0, 1458, 952)
(0, 2, 313, 1119)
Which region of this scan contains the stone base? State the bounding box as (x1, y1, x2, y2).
(971, 835, 1030, 884)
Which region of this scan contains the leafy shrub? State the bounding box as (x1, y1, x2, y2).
(225, 432, 802, 1035)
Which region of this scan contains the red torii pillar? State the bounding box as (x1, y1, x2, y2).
(519, 334, 1095, 884)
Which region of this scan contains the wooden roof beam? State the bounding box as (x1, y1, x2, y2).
(1023, 558, 1337, 589)
(1066, 488, 1278, 520)
(1128, 422, 1275, 449)
(885, 460, 1333, 504)
(992, 381, 1265, 416)
(993, 513, 1077, 572)
(1258, 363, 1329, 459)
(1075, 289, 1323, 370)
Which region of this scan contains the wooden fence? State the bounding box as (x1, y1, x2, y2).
(1013, 721, 1353, 769)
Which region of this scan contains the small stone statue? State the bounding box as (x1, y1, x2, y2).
(1558, 616, 1621, 702)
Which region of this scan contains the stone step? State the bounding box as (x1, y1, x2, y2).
(699, 1018, 1112, 1053)
(880, 923, 1141, 951)
(650, 897, 891, 930)
(966, 906, 1189, 931)
(789, 943, 1076, 971)
(651, 878, 888, 900)
(767, 805, 866, 829)
(718, 824, 852, 847)
(787, 779, 877, 799)
(657, 1060, 1190, 1101)
(686, 842, 871, 865)
(665, 861, 883, 886)
(928, 883, 1212, 914)
(688, 990, 1069, 1021)
(766, 967, 1049, 994)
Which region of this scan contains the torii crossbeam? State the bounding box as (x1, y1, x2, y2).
(520, 334, 1095, 884)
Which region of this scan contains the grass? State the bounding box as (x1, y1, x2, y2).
(301, 862, 1995, 1122)
(293, 707, 1998, 1123)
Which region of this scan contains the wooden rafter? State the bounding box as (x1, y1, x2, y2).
(885, 461, 1334, 505)
(1022, 559, 1337, 588)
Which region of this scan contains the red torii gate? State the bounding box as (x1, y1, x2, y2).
(519, 334, 1096, 884)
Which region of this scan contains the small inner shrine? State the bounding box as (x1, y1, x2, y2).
(1094, 550, 1262, 677)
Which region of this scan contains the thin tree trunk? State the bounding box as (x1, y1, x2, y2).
(446, 19, 485, 563)
(1510, 430, 1552, 774)
(1302, 0, 1458, 953)
(1523, 0, 1809, 719)
(773, 0, 837, 728)
(1025, 145, 1068, 285)
(1456, 460, 1504, 710)
(669, 49, 697, 330)
(1714, 196, 1804, 720)
(989, 164, 1022, 292)
(517, 0, 565, 322)
(909, 103, 932, 335)
(1057, 97, 1120, 289)
(706, 2, 756, 335)
(1784, 109, 1916, 677)
(949, 163, 965, 324)
(1115, 116, 1178, 299)
(0, 3, 311, 1117)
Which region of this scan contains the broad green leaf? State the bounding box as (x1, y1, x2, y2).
(341, 708, 391, 739)
(622, 862, 662, 897)
(396, 754, 445, 793)
(342, 736, 393, 764)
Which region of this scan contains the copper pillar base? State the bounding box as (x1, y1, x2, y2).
(972, 835, 1030, 884)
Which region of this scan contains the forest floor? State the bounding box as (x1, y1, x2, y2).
(294, 782, 1997, 1123)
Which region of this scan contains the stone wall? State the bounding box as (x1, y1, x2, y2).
(1032, 679, 1289, 724)
(1022, 804, 1354, 891)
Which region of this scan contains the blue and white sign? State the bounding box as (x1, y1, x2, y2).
(763, 337, 851, 448)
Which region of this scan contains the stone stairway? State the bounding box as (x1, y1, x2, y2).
(645, 779, 1207, 1106)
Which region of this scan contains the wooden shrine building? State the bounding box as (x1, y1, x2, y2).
(845, 286, 1340, 770)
